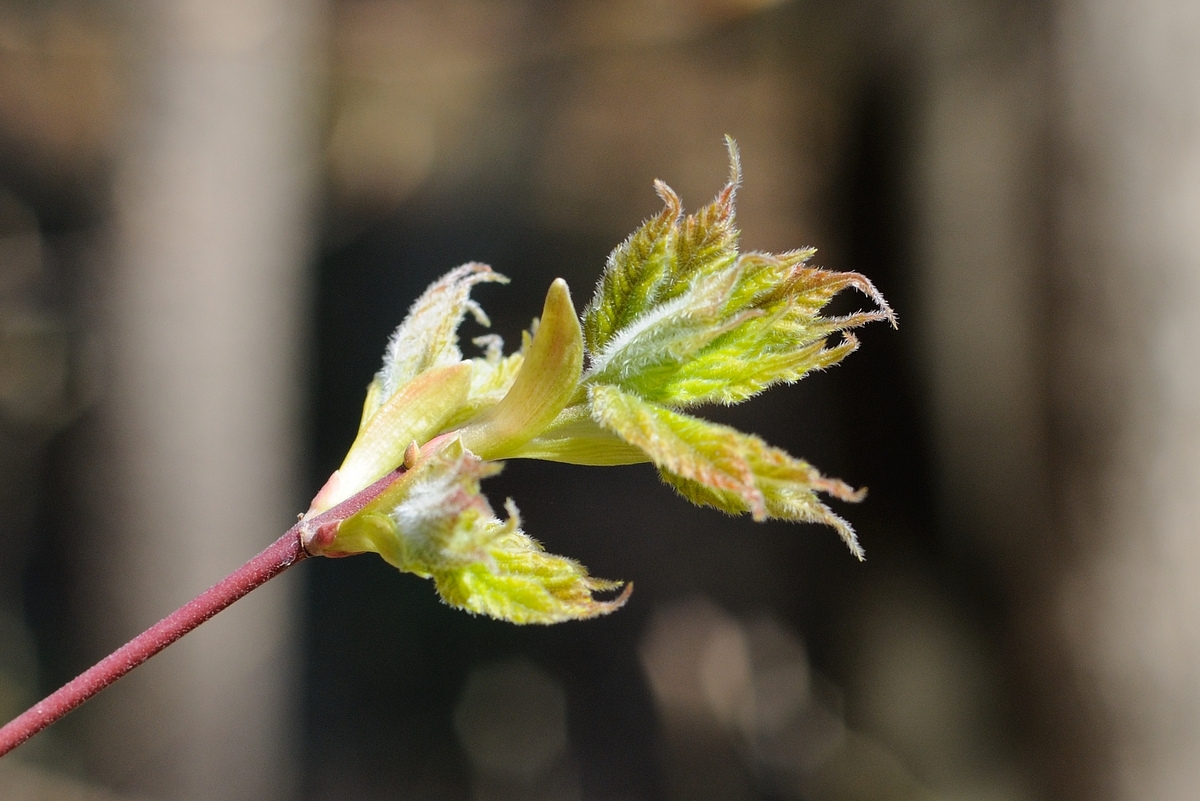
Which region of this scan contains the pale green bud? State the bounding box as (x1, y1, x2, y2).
(459, 279, 583, 460)
(308, 362, 473, 514)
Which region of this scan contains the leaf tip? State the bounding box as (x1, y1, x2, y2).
(722, 134, 742, 194)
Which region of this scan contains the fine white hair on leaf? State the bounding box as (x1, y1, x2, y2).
(389, 461, 477, 534)
(585, 291, 694, 377)
(379, 263, 509, 401)
(387, 445, 495, 536)
(722, 134, 742, 197)
(472, 334, 506, 364)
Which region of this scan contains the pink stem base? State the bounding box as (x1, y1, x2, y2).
(0, 468, 403, 758)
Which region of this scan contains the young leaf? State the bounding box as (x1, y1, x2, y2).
(582, 138, 741, 354)
(320, 438, 629, 624)
(582, 145, 893, 410)
(589, 383, 865, 558)
(376, 262, 508, 409)
(316, 139, 892, 616)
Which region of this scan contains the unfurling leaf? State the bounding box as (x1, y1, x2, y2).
(583, 140, 893, 410)
(376, 262, 508, 405)
(583, 138, 741, 355)
(589, 383, 865, 559)
(315, 439, 629, 624)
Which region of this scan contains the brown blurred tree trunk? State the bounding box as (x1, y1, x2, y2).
(1050, 0, 1200, 798)
(74, 0, 323, 798)
(908, 0, 1200, 797)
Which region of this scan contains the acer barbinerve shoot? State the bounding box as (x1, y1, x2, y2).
(0, 139, 893, 755)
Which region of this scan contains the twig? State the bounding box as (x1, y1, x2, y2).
(0, 468, 404, 757)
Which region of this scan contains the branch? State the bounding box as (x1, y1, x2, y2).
(0, 468, 405, 758)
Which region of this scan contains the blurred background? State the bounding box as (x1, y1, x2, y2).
(2, 0, 1198, 799)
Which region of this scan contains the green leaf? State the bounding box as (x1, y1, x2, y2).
(633, 258, 891, 407)
(589, 383, 865, 558)
(324, 438, 629, 624)
(434, 514, 632, 624)
(582, 142, 893, 410)
(310, 140, 896, 626)
(582, 138, 741, 354)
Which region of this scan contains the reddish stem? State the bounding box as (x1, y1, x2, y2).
(0, 468, 404, 758)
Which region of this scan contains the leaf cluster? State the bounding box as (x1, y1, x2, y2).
(306, 140, 893, 623)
